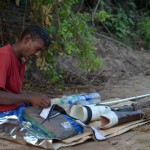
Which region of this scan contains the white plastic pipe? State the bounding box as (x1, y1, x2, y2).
(98, 93, 150, 105)
(69, 105, 111, 122)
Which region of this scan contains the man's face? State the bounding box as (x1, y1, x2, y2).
(21, 35, 45, 59)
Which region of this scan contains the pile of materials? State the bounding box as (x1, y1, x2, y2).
(0, 93, 149, 150)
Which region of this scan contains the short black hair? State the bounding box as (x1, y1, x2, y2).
(20, 24, 51, 47)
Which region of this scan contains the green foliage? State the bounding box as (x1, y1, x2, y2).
(136, 12, 150, 49)
(30, 0, 102, 84)
(110, 8, 131, 38)
(92, 0, 150, 48)
(17, 0, 150, 84)
(94, 0, 150, 48)
(95, 10, 110, 22)
(94, 1, 136, 44)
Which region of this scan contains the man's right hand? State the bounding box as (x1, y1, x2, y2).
(28, 95, 51, 108)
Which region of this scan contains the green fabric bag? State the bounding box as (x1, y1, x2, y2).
(22, 104, 79, 140)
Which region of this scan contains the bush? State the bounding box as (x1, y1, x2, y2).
(136, 12, 150, 49)
(29, 0, 102, 84)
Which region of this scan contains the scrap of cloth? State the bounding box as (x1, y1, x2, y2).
(0, 104, 26, 122)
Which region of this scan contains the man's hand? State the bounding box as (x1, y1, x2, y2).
(28, 95, 51, 108)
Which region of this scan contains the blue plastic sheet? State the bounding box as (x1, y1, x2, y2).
(63, 114, 84, 134)
(0, 104, 26, 122)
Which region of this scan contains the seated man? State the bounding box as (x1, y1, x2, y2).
(0, 24, 51, 121)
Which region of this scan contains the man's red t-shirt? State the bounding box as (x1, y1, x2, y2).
(0, 44, 25, 112)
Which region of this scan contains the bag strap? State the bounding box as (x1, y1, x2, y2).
(41, 104, 67, 124)
(48, 104, 66, 117)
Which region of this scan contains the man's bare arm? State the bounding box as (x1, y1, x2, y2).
(0, 90, 51, 108)
(0, 90, 30, 104)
